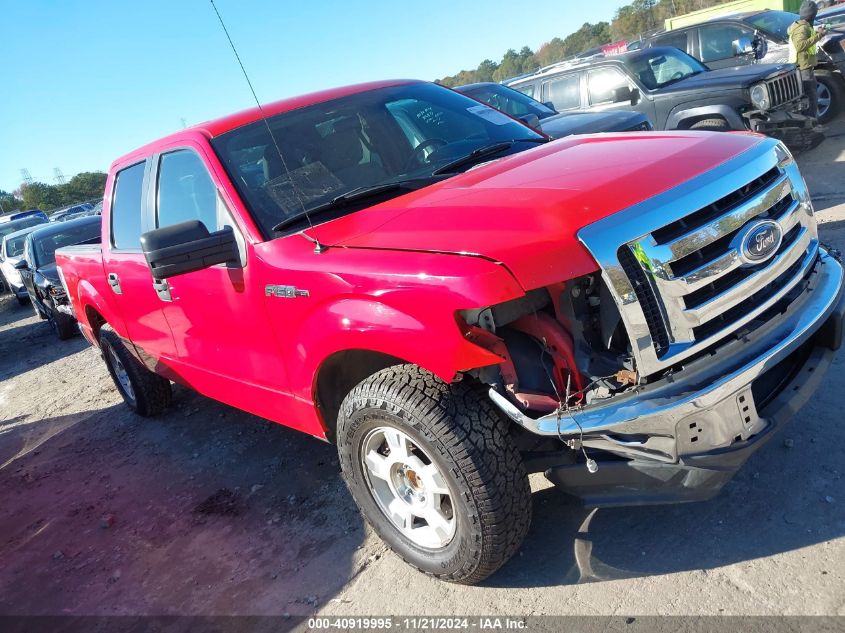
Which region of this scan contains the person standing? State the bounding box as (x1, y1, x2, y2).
(788, 1, 828, 123)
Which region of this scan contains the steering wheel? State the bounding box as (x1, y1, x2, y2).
(404, 138, 447, 171)
(670, 71, 685, 81)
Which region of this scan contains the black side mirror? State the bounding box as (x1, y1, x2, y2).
(13, 259, 29, 270)
(140, 220, 239, 278)
(613, 85, 639, 104)
(517, 113, 541, 129)
(543, 101, 556, 111)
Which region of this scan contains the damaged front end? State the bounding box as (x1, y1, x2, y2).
(460, 139, 845, 506)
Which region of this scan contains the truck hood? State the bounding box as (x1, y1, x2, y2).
(309, 131, 767, 290)
(657, 63, 794, 93)
(539, 111, 649, 138)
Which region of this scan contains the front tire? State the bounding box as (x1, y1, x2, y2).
(99, 324, 172, 416)
(49, 310, 77, 340)
(337, 365, 531, 584)
(815, 70, 843, 124)
(690, 117, 731, 132)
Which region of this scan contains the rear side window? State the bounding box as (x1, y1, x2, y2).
(156, 149, 219, 230)
(514, 83, 535, 99)
(111, 162, 146, 250)
(544, 74, 581, 111)
(652, 30, 689, 53)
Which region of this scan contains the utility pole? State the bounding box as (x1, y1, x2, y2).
(53, 168, 66, 185)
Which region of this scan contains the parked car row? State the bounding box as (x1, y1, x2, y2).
(1, 215, 101, 339)
(502, 46, 811, 134)
(481, 7, 843, 139)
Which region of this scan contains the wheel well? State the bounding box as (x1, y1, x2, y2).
(315, 350, 404, 442)
(679, 114, 728, 129)
(84, 305, 107, 342)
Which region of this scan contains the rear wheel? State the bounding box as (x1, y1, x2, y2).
(99, 324, 172, 416)
(690, 118, 731, 132)
(336, 365, 531, 584)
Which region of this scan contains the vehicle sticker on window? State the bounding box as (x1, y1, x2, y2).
(467, 105, 512, 125)
(263, 161, 344, 215)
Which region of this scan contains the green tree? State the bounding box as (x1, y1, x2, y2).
(0, 190, 23, 213)
(476, 59, 499, 82)
(492, 49, 522, 83)
(61, 171, 107, 204)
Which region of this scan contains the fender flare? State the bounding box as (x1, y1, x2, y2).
(666, 104, 745, 130)
(76, 278, 120, 342)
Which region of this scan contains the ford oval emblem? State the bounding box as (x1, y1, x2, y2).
(738, 220, 782, 265)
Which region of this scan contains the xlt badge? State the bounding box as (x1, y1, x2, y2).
(265, 285, 310, 298)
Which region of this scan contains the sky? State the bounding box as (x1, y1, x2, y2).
(0, 0, 627, 193)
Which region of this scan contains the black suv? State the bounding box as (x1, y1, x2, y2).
(504, 46, 811, 136)
(645, 9, 845, 122)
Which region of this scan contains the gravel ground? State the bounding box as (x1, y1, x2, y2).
(1, 127, 844, 620)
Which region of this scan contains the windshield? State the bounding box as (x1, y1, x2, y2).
(457, 84, 557, 120)
(0, 216, 47, 240)
(624, 48, 708, 90)
(32, 220, 101, 267)
(4, 233, 30, 258)
(211, 82, 544, 237)
(746, 10, 799, 39)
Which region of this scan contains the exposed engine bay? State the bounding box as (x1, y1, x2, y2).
(459, 272, 640, 420)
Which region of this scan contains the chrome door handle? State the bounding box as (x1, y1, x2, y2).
(107, 272, 122, 295)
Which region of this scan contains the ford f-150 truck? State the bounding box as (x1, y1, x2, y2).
(55, 80, 845, 584)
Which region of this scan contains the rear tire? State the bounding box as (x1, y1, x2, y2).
(690, 118, 731, 132)
(336, 365, 531, 585)
(99, 323, 172, 416)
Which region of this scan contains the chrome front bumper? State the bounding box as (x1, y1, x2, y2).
(490, 249, 844, 467)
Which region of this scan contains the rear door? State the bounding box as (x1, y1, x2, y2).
(101, 160, 177, 363)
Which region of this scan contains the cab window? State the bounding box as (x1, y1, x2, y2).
(156, 149, 219, 230)
(587, 67, 629, 105)
(697, 24, 753, 63)
(111, 162, 146, 250)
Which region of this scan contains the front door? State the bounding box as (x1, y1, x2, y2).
(148, 144, 290, 420)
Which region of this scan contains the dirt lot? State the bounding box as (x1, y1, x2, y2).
(1, 127, 844, 621)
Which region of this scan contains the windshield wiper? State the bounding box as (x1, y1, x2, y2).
(432, 138, 547, 176)
(271, 180, 422, 233)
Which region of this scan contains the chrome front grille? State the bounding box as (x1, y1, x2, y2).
(578, 139, 819, 377)
(766, 70, 802, 108)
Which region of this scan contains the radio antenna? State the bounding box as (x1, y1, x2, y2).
(209, 0, 314, 233)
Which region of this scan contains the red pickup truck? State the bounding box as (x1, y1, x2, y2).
(56, 80, 844, 584)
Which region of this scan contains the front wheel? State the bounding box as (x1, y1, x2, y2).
(815, 71, 843, 124)
(100, 324, 172, 416)
(48, 309, 77, 340)
(337, 365, 531, 584)
(690, 117, 731, 132)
